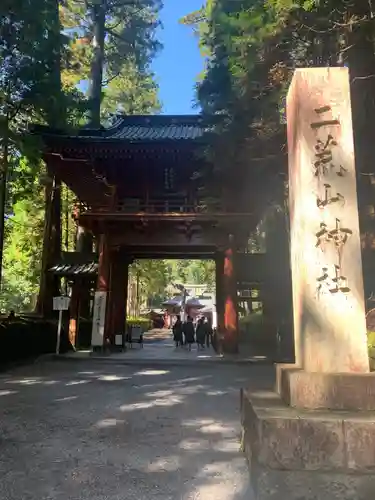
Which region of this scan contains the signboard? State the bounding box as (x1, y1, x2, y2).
(91, 291, 107, 347)
(53, 296, 70, 354)
(53, 296, 70, 311)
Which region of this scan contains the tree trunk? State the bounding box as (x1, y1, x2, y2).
(136, 271, 140, 317)
(88, 0, 106, 127)
(0, 116, 9, 290)
(75, 225, 93, 319)
(35, 177, 53, 314)
(36, 175, 62, 316)
(36, 0, 64, 315)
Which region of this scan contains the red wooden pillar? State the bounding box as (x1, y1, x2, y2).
(76, 225, 93, 320)
(91, 234, 112, 350)
(223, 235, 239, 353)
(97, 236, 111, 292)
(109, 252, 130, 346)
(215, 252, 225, 333)
(68, 278, 82, 348)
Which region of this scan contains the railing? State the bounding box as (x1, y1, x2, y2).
(118, 199, 207, 214)
(78, 198, 224, 215)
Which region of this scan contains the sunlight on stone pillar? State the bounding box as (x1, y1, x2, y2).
(287, 67, 369, 373)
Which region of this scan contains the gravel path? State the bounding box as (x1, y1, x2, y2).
(0, 360, 273, 500)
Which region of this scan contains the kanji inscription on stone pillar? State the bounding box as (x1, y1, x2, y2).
(287, 67, 369, 373)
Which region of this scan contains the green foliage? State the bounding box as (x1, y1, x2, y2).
(0, 0, 65, 162)
(130, 259, 171, 298)
(368, 331, 375, 350)
(179, 8, 206, 26)
(2, 156, 45, 313)
(102, 0, 162, 118)
(0, 1, 74, 314)
(198, 0, 372, 141)
(1, 194, 45, 312)
(176, 260, 191, 283)
(61, 183, 77, 252)
(128, 259, 215, 314)
(127, 317, 152, 332)
(189, 0, 367, 218)
(166, 259, 215, 290)
(189, 260, 215, 290)
(102, 66, 160, 117)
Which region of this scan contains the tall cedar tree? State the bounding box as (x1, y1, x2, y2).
(61, 0, 162, 125)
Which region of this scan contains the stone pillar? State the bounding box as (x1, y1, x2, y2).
(91, 234, 112, 350)
(241, 68, 375, 500)
(287, 67, 368, 374)
(223, 235, 239, 353)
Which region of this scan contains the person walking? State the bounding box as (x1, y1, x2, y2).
(172, 315, 183, 347)
(183, 316, 195, 351)
(205, 317, 213, 348)
(196, 317, 206, 350)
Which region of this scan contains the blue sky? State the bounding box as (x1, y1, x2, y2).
(153, 1, 205, 115)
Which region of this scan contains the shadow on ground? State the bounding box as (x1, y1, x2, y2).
(0, 361, 274, 500)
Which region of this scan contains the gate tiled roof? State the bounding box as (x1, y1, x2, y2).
(48, 252, 98, 277)
(34, 115, 214, 144)
(48, 262, 98, 277)
(101, 115, 207, 141)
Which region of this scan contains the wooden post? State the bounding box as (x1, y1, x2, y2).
(215, 252, 225, 334)
(97, 236, 110, 292)
(223, 235, 239, 353)
(91, 234, 111, 350)
(76, 225, 93, 320)
(110, 252, 130, 346)
(68, 278, 82, 348)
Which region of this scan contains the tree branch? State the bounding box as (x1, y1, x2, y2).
(102, 71, 121, 86)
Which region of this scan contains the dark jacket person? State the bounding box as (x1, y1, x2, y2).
(173, 316, 183, 347)
(183, 316, 195, 351)
(196, 318, 206, 349)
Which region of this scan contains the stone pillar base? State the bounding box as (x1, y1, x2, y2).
(250, 466, 375, 500)
(241, 389, 375, 500)
(277, 364, 375, 410)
